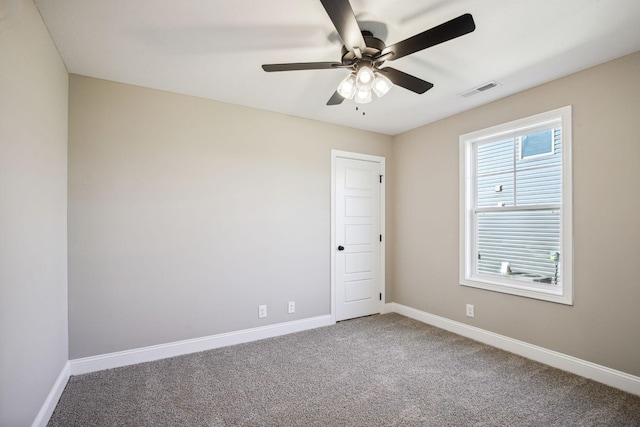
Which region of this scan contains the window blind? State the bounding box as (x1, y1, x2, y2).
(474, 128, 562, 285)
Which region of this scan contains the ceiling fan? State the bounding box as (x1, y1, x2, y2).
(262, 0, 475, 105)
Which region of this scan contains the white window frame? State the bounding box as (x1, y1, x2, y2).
(459, 106, 573, 305)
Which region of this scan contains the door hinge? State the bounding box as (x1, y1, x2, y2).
(379, 175, 383, 183)
(379, 293, 382, 301)
(379, 234, 382, 242)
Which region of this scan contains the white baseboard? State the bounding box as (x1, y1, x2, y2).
(31, 361, 70, 427)
(70, 315, 334, 375)
(387, 302, 640, 396)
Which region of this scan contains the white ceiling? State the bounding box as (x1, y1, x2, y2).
(35, 0, 640, 135)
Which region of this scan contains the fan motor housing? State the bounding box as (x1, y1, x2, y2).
(340, 34, 387, 66)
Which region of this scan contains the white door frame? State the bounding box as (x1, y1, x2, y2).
(331, 150, 386, 323)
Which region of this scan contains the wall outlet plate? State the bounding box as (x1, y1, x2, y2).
(288, 301, 295, 314)
(258, 305, 267, 318)
(466, 304, 475, 318)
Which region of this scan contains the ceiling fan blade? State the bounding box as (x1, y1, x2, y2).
(381, 13, 475, 61)
(327, 91, 345, 105)
(262, 62, 343, 72)
(378, 67, 434, 94)
(320, 0, 366, 52)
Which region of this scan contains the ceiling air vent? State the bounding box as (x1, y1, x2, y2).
(459, 81, 500, 98)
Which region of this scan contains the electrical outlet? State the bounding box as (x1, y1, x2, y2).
(288, 301, 295, 314)
(258, 305, 267, 318)
(466, 304, 475, 318)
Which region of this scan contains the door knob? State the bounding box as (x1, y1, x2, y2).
(337, 245, 345, 251)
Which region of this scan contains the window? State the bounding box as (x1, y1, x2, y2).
(459, 106, 573, 304)
(520, 129, 554, 159)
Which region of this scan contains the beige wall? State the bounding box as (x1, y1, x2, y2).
(68, 75, 394, 358)
(393, 52, 640, 376)
(0, 0, 69, 425)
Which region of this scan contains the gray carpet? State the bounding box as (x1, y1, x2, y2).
(49, 313, 640, 426)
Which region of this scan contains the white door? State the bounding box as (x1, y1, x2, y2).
(333, 153, 383, 321)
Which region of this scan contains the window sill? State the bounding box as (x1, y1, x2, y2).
(460, 276, 572, 305)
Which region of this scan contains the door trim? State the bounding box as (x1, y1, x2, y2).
(331, 150, 385, 323)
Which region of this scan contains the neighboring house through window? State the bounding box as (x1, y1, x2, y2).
(459, 106, 573, 304)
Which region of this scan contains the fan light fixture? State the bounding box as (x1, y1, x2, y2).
(337, 74, 357, 99)
(355, 87, 372, 104)
(372, 73, 393, 97)
(338, 63, 393, 104)
(355, 64, 374, 90)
